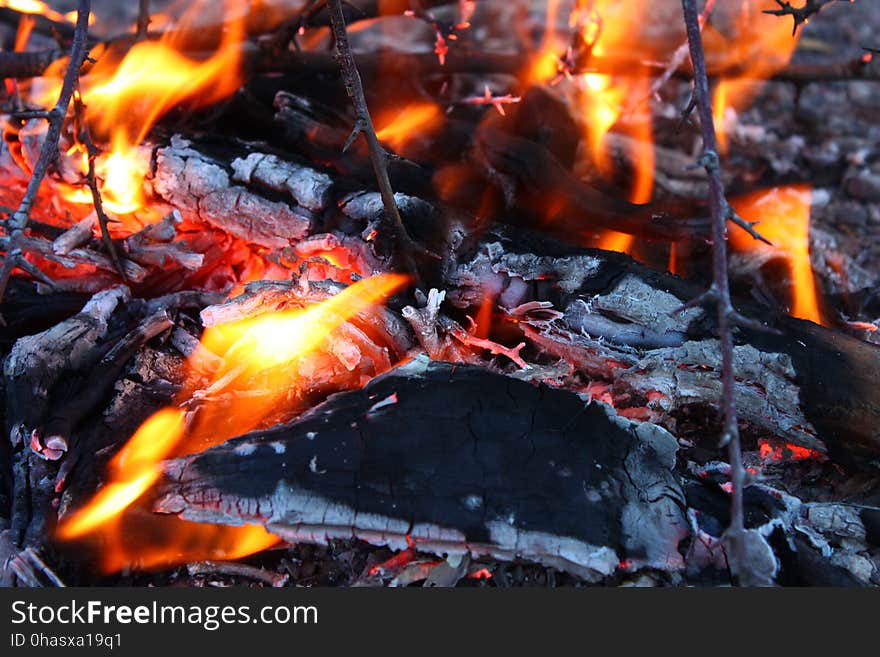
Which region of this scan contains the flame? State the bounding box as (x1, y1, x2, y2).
(376, 102, 442, 153)
(596, 230, 633, 254)
(50, 0, 248, 214)
(56, 274, 408, 570)
(707, 1, 801, 153)
(576, 1, 654, 203)
(0, 0, 78, 24)
(525, 0, 565, 84)
(56, 408, 186, 540)
(730, 185, 823, 324)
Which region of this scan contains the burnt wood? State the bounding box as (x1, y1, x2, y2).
(156, 359, 689, 581)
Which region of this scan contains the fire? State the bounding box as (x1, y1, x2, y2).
(523, 1, 656, 216)
(56, 273, 409, 571)
(56, 408, 186, 540)
(707, 1, 801, 153)
(730, 185, 823, 324)
(47, 0, 248, 215)
(758, 439, 825, 463)
(573, 1, 655, 205)
(376, 102, 443, 153)
(0, 0, 78, 24)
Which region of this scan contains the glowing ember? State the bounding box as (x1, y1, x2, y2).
(758, 439, 825, 462)
(56, 274, 408, 571)
(730, 185, 824, 324)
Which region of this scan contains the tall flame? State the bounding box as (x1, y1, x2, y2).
(56, 273, 408, 570)
(57, 0, 248, 214)
(730, 185, 823, 324)
(376, 102, 443, 153)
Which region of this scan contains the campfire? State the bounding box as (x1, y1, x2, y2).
(1, 0, 879, 588)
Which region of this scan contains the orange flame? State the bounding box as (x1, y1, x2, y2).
(376, 102, 443, 153)
(596, 230, 633, 254)
(708, 1, 801, 153)
(56, 273, 409, 571)
(47, 0, 248, 214)
(0, 0, 79, 24)
(730, 185, 823, 324)
(576, 1, 654, 203)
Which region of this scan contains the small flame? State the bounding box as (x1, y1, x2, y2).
(730, 185, 823, 324)
(56, 408, 186, 540)
(708, 1, 801, 153)
(376, 102, 442, 153)
(596, 230, 633, 254)
(56, 274, 408, 570)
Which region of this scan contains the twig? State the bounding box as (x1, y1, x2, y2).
(71, 91, 127, 280)
(187, 560, 289, 587)
(764, 0, 844, 35)
(679, 0, 752, 585)
(325, 0, 420, 275)
(136, 0, 151, 39)
(627, 0, 716, 115)
(0, 0, 91, 314)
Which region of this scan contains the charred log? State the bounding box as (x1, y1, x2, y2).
(156, 359, 689, 582)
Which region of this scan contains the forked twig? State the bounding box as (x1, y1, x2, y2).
(0, 0, 91, 312)
(764, 0, 843, 35)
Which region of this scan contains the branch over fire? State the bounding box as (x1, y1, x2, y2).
(0, 0, 91, 313)
(326, 0, 422, 277)
(680, 0, 772, 586)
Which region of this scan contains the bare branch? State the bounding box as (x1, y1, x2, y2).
(0, 0, 91, 313)
(680, 0, 753, 585)
(136, 0, 151, 39)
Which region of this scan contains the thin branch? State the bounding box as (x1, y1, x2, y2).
(136, 0, 151, 39)
(764, 0, 844, 35)
(626, 0, 716, 115)
(680, 0, 749, 585)
(325, 0, 421, 275)
(0, 0, 91, 313)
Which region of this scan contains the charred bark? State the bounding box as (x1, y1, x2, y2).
(157, 359, 689, 582)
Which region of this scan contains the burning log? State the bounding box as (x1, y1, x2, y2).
(443, 227, 880, 465)
(156, 359, 689, 582)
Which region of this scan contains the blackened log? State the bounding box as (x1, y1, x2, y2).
(0, 279, 88, 349)
(473, 124, 710, 242)
(156, 359, 688, 582)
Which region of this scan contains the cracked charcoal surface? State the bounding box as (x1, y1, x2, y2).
(158, 360, 688, 576)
